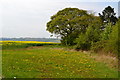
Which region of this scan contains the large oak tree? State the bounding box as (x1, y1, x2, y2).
(46, 8, 101, 45)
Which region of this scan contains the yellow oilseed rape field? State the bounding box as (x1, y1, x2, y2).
(0, 41, 56, 44)
(1, 41, 59, 50)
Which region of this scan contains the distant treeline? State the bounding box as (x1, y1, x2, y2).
(1, 38, 60, 43)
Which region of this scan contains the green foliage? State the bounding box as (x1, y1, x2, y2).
(91, 20, 119, 54)
(91, 40, 107, 52)
(104, 20, 119, 54)
(47, 8, 101, 45)
(60, 33, 77, 46)
(47, 8, 87, 34)
(46, 7, 118, 55)
(99, 6, 118, 25)
(75, 23, 101, 50)
(100, 23, 112, 40)
(86, 26, 101, 42)
(75, 33, 90, 50)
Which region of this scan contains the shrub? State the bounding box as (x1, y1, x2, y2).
(105, 20, 119, 54)
(91, 40, 107, 52)
(100, 23, 112, 40)
(74, 26, 101, 50)
(91, 20, 119, 54)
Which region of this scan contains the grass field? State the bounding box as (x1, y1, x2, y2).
(1, 41, 118, 78)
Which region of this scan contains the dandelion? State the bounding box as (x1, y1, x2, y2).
(14, 77, 16, 79)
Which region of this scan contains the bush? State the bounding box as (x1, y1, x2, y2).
(74, 26, 101, 50)
(74, 33, 91, 50)
(100, 23, 112, 40)
(91, 20, 119, 54)
(104, 20, 119, 54)
(91, 40, 107, 52)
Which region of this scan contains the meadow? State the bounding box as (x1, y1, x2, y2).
(1, 41, 118, 78)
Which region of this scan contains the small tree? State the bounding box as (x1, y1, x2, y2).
(75, 23, 101, 50)
(99, 6, 118, 27)
(106, 20, 119, 54)
(100, 23, 112, 40)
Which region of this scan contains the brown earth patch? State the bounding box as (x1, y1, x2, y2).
(89, 53, 118, 69)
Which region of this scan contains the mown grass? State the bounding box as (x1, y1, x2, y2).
(1, 41, 118, 78)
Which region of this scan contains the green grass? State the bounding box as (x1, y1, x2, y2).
(1, 41, 59, 50)
(2, 44, 118, 78)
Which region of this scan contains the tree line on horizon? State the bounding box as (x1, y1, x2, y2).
(46, 6, 119, 54)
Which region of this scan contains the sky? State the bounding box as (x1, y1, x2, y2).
(0, 0, 119, 38)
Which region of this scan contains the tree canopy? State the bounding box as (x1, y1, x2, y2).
(99, 6, 118, 26)
(47, 8, 102, 45)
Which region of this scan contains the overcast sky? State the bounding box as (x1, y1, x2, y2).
(0, 0, 119, 38)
